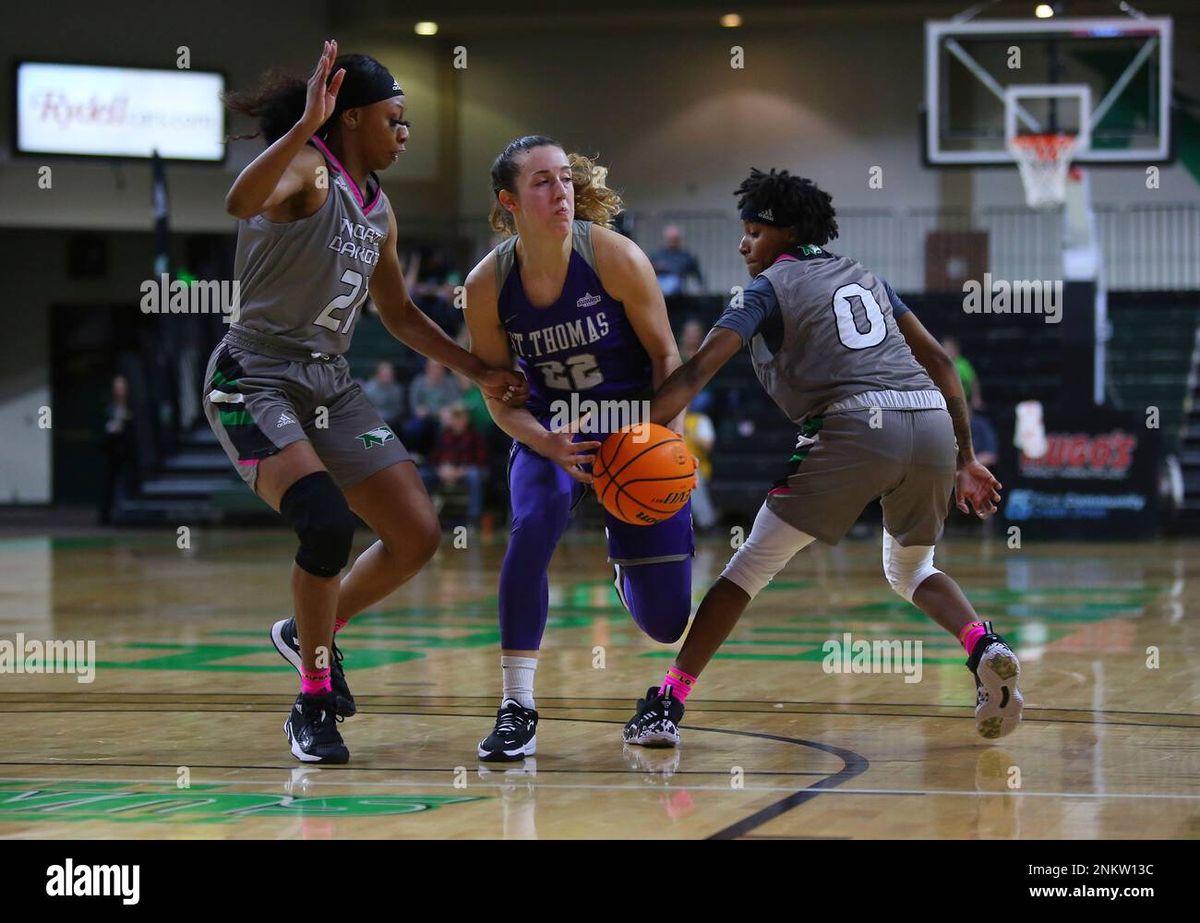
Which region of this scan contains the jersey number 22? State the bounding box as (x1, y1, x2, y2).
(536, 354, 604, 390)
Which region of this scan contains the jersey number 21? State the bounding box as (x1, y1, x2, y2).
(314, 269, 369, 335)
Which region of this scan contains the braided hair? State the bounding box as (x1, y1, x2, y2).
(733, 168, 839, 246)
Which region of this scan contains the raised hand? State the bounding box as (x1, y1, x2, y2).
(302, 40, 345, 132)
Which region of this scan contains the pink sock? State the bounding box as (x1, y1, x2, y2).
(333, 617, 349, 634)
(959, 621, 987, 654)
(660, 666, 697, 703)
(301, 667, 332, 695)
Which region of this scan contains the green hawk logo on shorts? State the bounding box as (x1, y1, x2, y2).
(357, 425, 396, 448)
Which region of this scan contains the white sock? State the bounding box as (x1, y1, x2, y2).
(501, 656, 538, 710)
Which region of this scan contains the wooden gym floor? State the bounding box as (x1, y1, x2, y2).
(1, 526, 1197, 839)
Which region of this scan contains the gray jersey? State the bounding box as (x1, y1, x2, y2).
(713, 247, 939, 425)
(228, 139, 390, 357)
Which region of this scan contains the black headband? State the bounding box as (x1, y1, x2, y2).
(739, 202, 794, 227)
(334, 67, 403, 112)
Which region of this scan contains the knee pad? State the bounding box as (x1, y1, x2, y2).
(279, 471, 357, 578)
(720, 504, 816, 600)
(882, 530, 941, 603)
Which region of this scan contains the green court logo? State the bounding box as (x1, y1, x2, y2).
(357, 425, 396, 448)
(0, 781, 484, 824)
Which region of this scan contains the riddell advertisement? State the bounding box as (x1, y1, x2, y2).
(1000, 406, 1160, 539)
(16, 62, 225, 161)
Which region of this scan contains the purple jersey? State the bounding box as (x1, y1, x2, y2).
(495, 221, 651, 429)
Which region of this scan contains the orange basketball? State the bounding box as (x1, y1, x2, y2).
(593, 423, 696, 526)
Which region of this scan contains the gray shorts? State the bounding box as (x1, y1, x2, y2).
(765, 409, 956, 546)
(202, 339, 411, 493)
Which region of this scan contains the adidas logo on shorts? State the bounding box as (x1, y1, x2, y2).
(277, 412, 297, 428)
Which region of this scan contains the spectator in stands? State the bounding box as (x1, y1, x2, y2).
(679, 318, 705, 362)
(409, 245, 465, 337)
(650, 225, 703, 297)
(679, 319, 715, 414)
(404, 359, 463, 457)
(454, 369, 494, 435)
(422, 404, 488, 524)
(942, 336, 984, 411)
(100, 374, 135, 525)
(684, 404, 719, 530)
(971, 411, 999, 469)
(362, 361, 405, 432)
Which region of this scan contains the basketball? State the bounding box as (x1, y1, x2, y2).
(593, 423, 696, 525)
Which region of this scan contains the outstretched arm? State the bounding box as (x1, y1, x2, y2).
(648, 328, 742, 425)
(592, 227, 684, 431)
(371, 202, 529, 404)
(463, 253, 599, 483)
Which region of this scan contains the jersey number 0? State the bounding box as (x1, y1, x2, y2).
(831, 283, 887, 349)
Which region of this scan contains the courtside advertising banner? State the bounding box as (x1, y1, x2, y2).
(16, 62, 225, 161)
(1001, 406, 1160, 539)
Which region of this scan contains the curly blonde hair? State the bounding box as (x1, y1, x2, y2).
(488, 136, 623, 237)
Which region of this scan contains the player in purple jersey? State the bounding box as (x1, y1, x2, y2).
(464, 136, 695, 760)
(622, 168, 1023, 747)
(213, 43, 527, 763)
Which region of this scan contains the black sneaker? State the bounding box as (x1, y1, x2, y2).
(477, 699, 538, 761)
(271, 617, 356, 717)
(283, 692, 349, 764)
(623, 686, 684, 747)
(966, 621, 1024, 740)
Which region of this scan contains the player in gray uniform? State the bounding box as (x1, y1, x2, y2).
(210, 42, 527, 763)
(623, 168, 1024, 746)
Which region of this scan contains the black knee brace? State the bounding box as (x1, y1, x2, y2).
(278, 472, 356, 578)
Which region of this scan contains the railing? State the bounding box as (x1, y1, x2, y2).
(399, 203, 1200, 295)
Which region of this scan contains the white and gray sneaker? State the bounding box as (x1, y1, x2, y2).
(623, 686, 685, 748)
(477, 698, 538, 761)
(967, 622, 1024, 740)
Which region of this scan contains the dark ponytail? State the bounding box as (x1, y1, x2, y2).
(224, 54, 401, 145)
(223, 69, 308, 144)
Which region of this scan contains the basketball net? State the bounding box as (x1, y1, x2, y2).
(1009, 133, 1079, 209)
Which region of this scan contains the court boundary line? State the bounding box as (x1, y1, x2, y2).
(4, 706, 1194, 731)
(5, 692, 1195, 721)
(0, 774, 1195, 801)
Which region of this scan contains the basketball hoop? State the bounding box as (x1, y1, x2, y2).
(1009, 133, 1079, 209)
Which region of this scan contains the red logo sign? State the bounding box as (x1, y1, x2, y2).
(1020, 431, 1137, 479)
